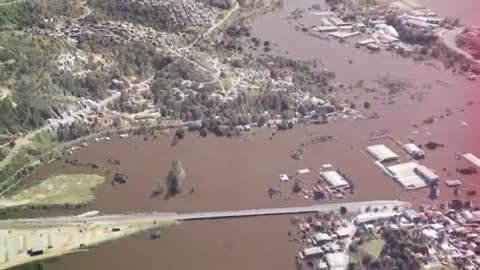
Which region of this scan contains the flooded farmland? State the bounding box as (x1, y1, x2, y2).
(22, 0, 480, 269)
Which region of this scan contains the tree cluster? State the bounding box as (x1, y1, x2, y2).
(56, 122, 91, 142)
(386, 16, 438, 45)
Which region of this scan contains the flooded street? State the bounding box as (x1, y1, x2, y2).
(23, 0, 480, 269)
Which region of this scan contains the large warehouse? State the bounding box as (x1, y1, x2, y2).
(463, 153, 480, 168)
(386, 162, 427, 190)
(320, 171, 350, 189)
(366, 144, 399, 162)
(414, 165, 439, 185)
(403, 143, 425, 159)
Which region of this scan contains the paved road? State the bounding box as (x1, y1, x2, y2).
(189, 1, 240, 49)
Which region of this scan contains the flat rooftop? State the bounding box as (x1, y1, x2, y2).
(387, 162, 427, 190)
(463, 153, 480, 168)
(320, 171, 349, 188)
(367, 144, 399, 162)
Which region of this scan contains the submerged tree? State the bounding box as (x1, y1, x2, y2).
(167, 160, 186, 195)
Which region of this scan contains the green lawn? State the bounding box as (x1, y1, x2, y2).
(0, 174, 105, 209)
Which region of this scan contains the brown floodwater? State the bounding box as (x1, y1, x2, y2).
(19, 0, 480, 269)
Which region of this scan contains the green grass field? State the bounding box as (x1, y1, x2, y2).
(0, 174, 105, 209)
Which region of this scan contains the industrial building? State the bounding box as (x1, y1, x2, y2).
(299, 246, 323, 259)
(445, 180, 462, 187)
(414, 165, 439, 185)
(320, 171, 349, 189)
(329, 17, 350, 27)
(366, 144, 399, 162)
(386, 162, 427, 190)
(403, 143, 425, 159)
(463, 153, 480, 168)
(313, 25, 338, 32)
(325, 252, 349, 270)
(298, 168, 311, 175)
(314, 233, 333, 244)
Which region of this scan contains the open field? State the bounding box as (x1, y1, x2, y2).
(0, 174, 104, 209)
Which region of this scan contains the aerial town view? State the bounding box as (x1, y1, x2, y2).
(0, 0, 479, 269)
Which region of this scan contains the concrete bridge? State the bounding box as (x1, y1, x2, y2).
(176, 200, 410, 221)
(0, 200, 410, 227)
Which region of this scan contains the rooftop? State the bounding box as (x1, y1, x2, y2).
(320, 171, 349, 188)
(387, 162, 427, 190)
(367, 144, 399, 162)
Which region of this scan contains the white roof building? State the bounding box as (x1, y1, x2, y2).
(298, 168, 311, 175)
(404, 209, 419, 221)
(329, 17, 350, 26)
(387, 162, 427, 190)
(314, 233, 332, 243)
(316, 260, 328, 270)
(385, 25, 399, 38)
(321, 18, 333, 26)
(357, 38, 376, 46)
(329, 31, 360, 39)
(354, 211, 402, 224)
(414, 165, 439, 184)
(367, 145, 399, 162)
(320, 171, 349, 188)
(300, 246, 323, 259)
(313, 25, 338, 32)
(446, 180, 462, 187)
(463, 153, 480, 168)
(404, 143, 425, 159)
(28, 232, 49, 252)
(325, 252, 349, 270)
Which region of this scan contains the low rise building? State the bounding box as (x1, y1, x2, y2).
(299, 246, 323, 259)
(414, 165, 439, 185)
(404, 143, 425, 159)
(320, 171, 350, 189)
(387, 162, 427, 190)
(463, 153, 480, 168)
(367, 144, 399, 162)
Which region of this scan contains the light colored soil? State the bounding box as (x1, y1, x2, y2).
(0, 174, 104, 208)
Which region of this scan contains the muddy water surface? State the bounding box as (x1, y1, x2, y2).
(24, 0, 480, 269)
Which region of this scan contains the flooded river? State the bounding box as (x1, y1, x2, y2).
(22, 0, 480, 269)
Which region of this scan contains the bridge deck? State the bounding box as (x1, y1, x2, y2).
(176, 201, 409, 221)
